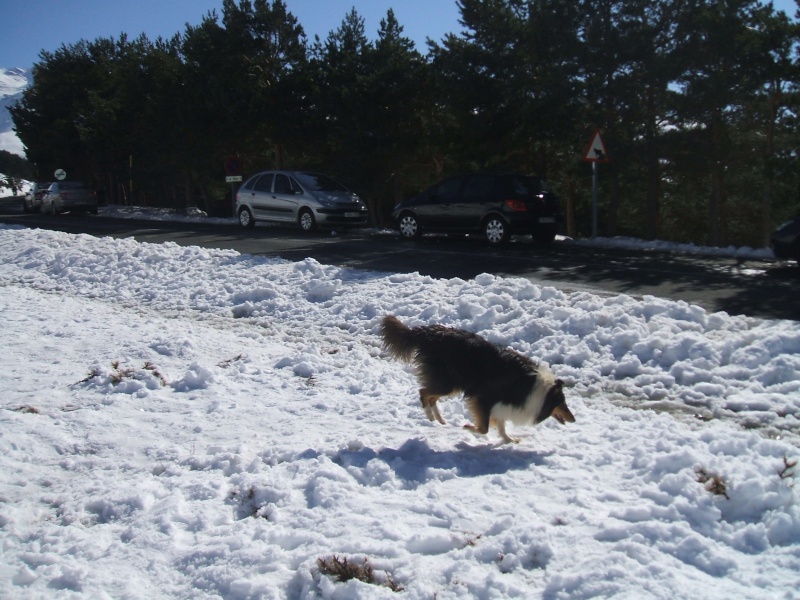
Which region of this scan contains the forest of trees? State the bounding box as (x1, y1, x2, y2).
(10, 0, 800, 246)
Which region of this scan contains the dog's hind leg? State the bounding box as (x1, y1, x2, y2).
(419, 389, 447, 424)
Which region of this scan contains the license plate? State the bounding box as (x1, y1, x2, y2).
(539, 217, 556, 224)
(345, 212, 361, 218)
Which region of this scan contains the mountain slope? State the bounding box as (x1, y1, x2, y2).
(0, 67, 32, 156)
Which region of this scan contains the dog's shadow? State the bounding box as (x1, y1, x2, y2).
(331, 437, 553, 490)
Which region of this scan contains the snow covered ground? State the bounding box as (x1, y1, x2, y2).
(0, 218, 798, 598)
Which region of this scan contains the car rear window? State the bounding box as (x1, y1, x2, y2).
(509, 176, 548, 196)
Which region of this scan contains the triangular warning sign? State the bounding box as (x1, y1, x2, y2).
(583, 130, 610, 162)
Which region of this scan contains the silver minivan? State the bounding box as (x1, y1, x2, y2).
(235, 170, 369, 231)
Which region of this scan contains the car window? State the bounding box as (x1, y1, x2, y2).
(462, 175, 495, 202)
(274, 174, 294, 194)
(252, 173, 274, 193)
(510, 176, 548, 196)
(430, 177, 463, 200)
(295, 172, 347, 192)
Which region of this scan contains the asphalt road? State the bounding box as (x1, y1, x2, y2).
(1, 198, 797, 321)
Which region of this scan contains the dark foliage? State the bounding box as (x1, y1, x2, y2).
(9, 0, 800, 245)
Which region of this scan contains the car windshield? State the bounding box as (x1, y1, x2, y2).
(294, 172, 348, 192)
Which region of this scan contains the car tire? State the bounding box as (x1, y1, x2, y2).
(49, 201, 58, 216)
(483, 216, 510, 245)
(299, 208, 317, 232)
(398, 212, 421, 239)
(238, 206, 255, 228)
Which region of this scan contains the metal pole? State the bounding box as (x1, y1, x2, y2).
(592, 161, 598, 239)
(129, 155, 133, 203)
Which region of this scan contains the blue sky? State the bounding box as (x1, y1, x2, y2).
(2, 0, 798, 69)
(1, 0, 461, 68)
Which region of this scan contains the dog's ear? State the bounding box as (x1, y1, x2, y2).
(555, 379, 564, 389)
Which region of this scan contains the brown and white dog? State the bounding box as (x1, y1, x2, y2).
(381, 315, 575, 444)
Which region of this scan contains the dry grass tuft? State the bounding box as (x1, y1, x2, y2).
(696, 466, 730, 499)
(317, 555, 403, 592)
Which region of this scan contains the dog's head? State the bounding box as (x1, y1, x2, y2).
(541, 379, 575, 425)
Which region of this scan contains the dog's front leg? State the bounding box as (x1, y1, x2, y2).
(495, 419, 519, 444)
(419, 389, 447, 424)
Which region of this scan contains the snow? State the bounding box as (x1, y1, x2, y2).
(0, 68, 30, 157)
(0, 217, 798, 598)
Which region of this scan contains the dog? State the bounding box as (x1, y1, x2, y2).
(381, 315, 575, 444)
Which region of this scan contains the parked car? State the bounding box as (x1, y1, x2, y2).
(770, 214, 800, 262)
(40, 181, 98, 215)
(235, 170, 369, 232)
(22, 182, 52, 213)
(392, 173, 561, 245)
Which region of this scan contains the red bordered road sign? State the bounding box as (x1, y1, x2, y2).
(583, 130, 610, 163)
(224, 156, 242, 176)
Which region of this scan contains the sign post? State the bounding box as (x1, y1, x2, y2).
(582, 130, 610, 239)
(224, 157, 243, 217)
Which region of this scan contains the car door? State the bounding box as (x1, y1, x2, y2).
(419, 176, 464, 230)
(246, 173, 275, 219)
(451, 174, 496, 231)
(270, 173, 301, 222)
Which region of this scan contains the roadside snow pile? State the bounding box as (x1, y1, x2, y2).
(0, 225, 798, 599)
(96, 204, 778, 260)
(570, 235, 775, 260)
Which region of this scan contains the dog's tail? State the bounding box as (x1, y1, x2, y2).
(381, 315, 419, 362)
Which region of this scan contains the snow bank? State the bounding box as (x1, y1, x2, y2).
(0, 225, 797, 598)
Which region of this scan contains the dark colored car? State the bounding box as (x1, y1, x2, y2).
(22, 182, 52, 213)
(40, 181, 98, 215)
(391, 173, 561, 245)
(770, 214, 800, 262)
(235, 170, 369, 232)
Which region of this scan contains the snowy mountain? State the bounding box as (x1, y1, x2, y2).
(0, 67, 32, 156)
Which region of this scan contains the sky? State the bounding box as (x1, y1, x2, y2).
(0, 214, 798, 597)
(2, 0, 798, 69)
(0, 0, 462, 69)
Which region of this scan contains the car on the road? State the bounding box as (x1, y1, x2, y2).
(23, 181, 52, 213)
(770, 214, 800, 262)
(235, 170, 369, 232)
(391, 173, 561, 245)
(40, 181, 98, 215)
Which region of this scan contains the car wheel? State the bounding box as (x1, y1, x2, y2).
(49, 201, 58, 216)
(238, 206, 255, 228)
(484, 216, 509, 245)
(398, 212, 421, 239)
(299, 208, 317, 232)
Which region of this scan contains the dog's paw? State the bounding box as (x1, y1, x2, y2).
(501, 436, 521, 444)
(463, 424, 484, 438)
